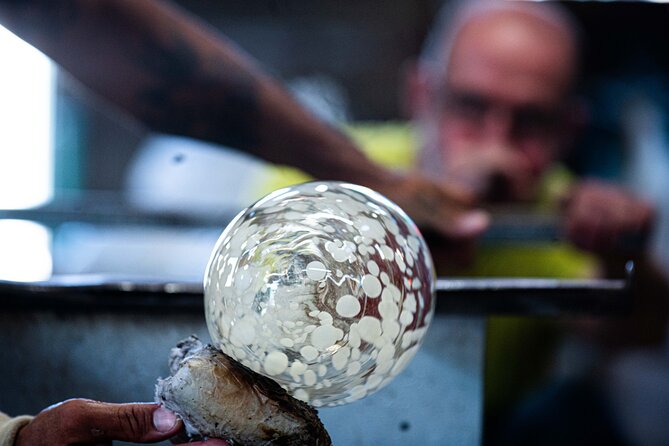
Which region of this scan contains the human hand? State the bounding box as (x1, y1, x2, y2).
(563, 181, 654, 257)
(373, 170, 489, 239)
(371, 171, 489, 268)
(15, 399, 183, 446)
(444, 144, 538, 203)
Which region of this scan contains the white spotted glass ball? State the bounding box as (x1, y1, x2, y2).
(204, 181, 435, 407)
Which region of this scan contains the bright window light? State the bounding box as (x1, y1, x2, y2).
(0, 25, 54, 209)
(0, 220, 52, 281)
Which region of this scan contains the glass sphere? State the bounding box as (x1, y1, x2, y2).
(204, 182, 435, 407)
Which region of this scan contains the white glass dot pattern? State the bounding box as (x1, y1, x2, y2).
(204, 182, 435, 407)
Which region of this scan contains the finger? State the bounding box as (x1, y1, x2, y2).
(622, 200, 654, 252)
(425, 196, 489, 239)
(432, 183, 490, 237)
(440, 178, 479, 206)
(563, 192, 594, 250)
(589, 187, 652, 254)
(445, 210, 490, 239)
(590, 213, 617, 254)
(70, 401, 182, 443)
(575, 207, 605, 252)
(398, 173, 489, 239)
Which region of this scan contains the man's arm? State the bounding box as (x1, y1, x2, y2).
(0, 0, 488, 239)
(0, 0, 386, 184)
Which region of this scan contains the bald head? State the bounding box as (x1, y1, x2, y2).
(458, 6, 576, 98)
(423, 1, 579, 76)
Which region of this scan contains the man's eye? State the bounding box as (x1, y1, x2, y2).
(449, 95, 488, 119)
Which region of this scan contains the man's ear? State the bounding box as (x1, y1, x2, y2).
(400, 59, 430, 120)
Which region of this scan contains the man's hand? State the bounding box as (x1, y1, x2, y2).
(373, 171, 489, 240)
(15, 399, 232, 446)
(563, 181, 654, 257)
(15, 399, 185, 446)
(370, 171, 489, 268)
(443, 144, 538, 203)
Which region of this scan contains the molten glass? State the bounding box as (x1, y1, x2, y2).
(204, 182, 435, 407)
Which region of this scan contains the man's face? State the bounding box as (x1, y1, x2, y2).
(419, 10, 576, 195)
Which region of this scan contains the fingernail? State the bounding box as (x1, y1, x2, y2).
(456, 211, 489, 235)
(153, 407, 178, 432)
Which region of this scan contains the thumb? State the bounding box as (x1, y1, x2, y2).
(449, 210, 490, 238)
(78, 402, 182, 443)
(434, 208, 489, 239)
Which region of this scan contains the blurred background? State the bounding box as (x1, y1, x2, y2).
(2, 0, 669, 282)
(1, 1, 669, 445)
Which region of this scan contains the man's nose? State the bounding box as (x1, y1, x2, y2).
(482, 108, 514, 145)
